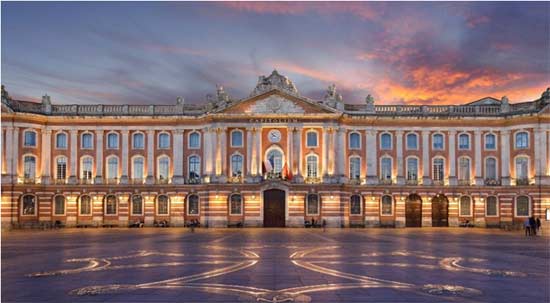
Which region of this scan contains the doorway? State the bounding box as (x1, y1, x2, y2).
(263, 189, 286, 227)
(405, 193, 422, 227)
(431, 194, 449, 227)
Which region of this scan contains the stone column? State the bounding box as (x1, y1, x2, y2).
(146, 130, 155, 184)
(500, 130, 511, 185)
(396, 130, 404, 185)
(4, 127, 13, 182)
(287, 126, 293, 178)
(120, 130, 129, 184)
(474, 130, 483, 185)
(172, 129, 184, 184)
(421, 130, 432, 185)
(246, 127, 253, 178)
(336, 127, 347, 183)
(535, 128, 550, 185)
(448, 130, 457, 185)
(68, 129, 78, 184)
(256, 127, 262, 178)
(40, 129, 52, 184)
(322, 128, 329, 182)
(94, 130, 104, 184)
(294, 127, 304, 183)
(12, 127, 19, 178)
(218, 127, 228, 183)
(328, 128, 336, 181)
(365, 129, 378, 185)
(203, 128, 212, 178)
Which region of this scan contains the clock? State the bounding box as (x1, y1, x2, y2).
(268, 130, 282, 143)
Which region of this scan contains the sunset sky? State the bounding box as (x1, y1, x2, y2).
(1, 2, 548, 105)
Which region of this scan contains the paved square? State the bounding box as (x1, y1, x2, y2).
(2, 228, 549, 302)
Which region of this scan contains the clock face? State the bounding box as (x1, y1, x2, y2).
(268, 130, 282, 143)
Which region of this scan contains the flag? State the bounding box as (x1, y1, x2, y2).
(264, 158, 273, 173)
(282, 162, 293, 181)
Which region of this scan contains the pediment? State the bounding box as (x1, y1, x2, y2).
(466, 97, 501, 106)
(219, 90, 338, 115)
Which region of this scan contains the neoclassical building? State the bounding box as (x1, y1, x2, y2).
(2, 71, 550, 228)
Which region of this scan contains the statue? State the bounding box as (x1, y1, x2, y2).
(500, 96, 510, 113)
(541, 87, 550, 102)
(250, 70, 299, 96)
(365, 94, 375, 113)
(216, 84, 230, 103)
(176, 96, 184, 105)
(323, 84, 343, 109)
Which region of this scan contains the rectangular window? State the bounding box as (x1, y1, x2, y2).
(350, 195, 362, 215)
(433, 159, 444, 181)
(230, 195, 242, 215)
(486, 196, 498, 216)
(460, 198, 471, 216)
(407, 158, 418, 181)
(80, 197, 91, 215)
(459, 134, 470, 149)
(189, 133, 200, 149)
(132, 196, 143, 215)
(349, 157, 360, 180)
(24, 131, 36, 147)
(433, 134, 444, 150)
(56, 159, 67, 180)
(231, 131, 243, 147)
(306, 132, 318, 147)
(82, 134, 93, 149)
(133, 134, 144, 149)
(406, 134, 417, 150)
(485, 134, 496, 150)
(381, 196, 393, 215)
(380, 158, 392, 180)
(306, 195, 319, 215)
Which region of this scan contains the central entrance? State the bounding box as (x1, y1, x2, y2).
(263, 189, 286, 227)
(431, 194, 449, 227)
(405, 193, 422, 227)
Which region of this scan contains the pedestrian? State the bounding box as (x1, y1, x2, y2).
(322, 219, 327, 232)
(529, 216, 537, 236)
(536, 217, 542, 236)
(524, 217, 531, 236)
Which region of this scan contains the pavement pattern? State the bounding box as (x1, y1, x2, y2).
(2, 228, 549, 302)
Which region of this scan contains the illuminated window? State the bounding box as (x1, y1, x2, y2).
(380, 133, 392, 150)
(306, 155, 318, 178)
(306, 194, 319, 215)
(21, 195, 36, 216)
(459, 196, 472, 216)
(349, 157, 361, 180)
(381, 195, 393, 215)
(56, 133, 67, 149)
(268, 149, 284, 174)
(79, 195, 92, 215)
(231, 154, 243, 177)
(231, 130, 243, 147)
(54, 195, 65, 215)
(187, 194, 199, 215)
(133, 133, 144, 149)
(157, 195, 169, 215)
(229, 194, 242, 215)
(349, 133, 361, 149)
(158, 133, 170, 149)
(105, 195, 117, 215)
(350, 195, 362, 215)
(24, 130, 37, 147)
(515, 196, 530, 217)
(486, 196, 498, 217)
(515, 132, 529, 149)
(56, 157, 67, 180)
(131, 195, 143, 215)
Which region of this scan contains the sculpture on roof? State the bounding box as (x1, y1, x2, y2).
(250, 70, 299, 96)
(206, 84, 232, 112)
(365, 94, 375, 113)
(500, 96, 510, 113)
(541, 87, 550, 104)
(323, 84, 343, 110)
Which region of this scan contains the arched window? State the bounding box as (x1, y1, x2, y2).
(157, 156, 170, 181)
(349, 157, 361, 180)
(485, 157, 497, 180)
(158, 133, 170, 149)
(306, 194, 320, 215)
(231, 130, 243, 147)
(189, 132, 200, 149)
(188, 156, 201, 181)
(187, 194, 200, 215)
(306, 131, 318, 147)
(381, 195, 393, 216)
(231, 154, 243, 177)
(515, 132, 529, 149)
(432, 133, 444, 150)
(56, 132, 68, 149)
(459, 196, 472, 216)
(81, 132, 93, 149)
(267, 149, 284, 174)
(132, 156, 144, 181)
(107, 132, 119, 149)
(54, 195, 65, 215)
(458, 157, 470, 182)
(458, 133, 470, 150)
(485, 133, 496, 150)
(349, 132, 361, 149)
(380, 133, 392, 150)
(515, 156, 529, 182)
(21, 194, 37, 216)
(81, 156, 93, 181)
(306, 154, 318, 178)
(133, 132, 144, 149)
(106, 156, 118, 180)
(23, 155, 36, 180)
(486, 196, 498, 217)
(380, 157, 392, 181)
(157, 195, 169, 215)
(79, 195, 92, 215)
(104, 195, 117, 215)
(515, 196, 530, 217)
(406, 133, 418, 150)
(350, 195, 362, 215)
(24, 130, 37, 147)
(56, 156, 67, 180)
(229, 194, 242, 215)
(406, 157, 418, 182)
(433, 158, 445, 182)
(131, 195, 143, 215)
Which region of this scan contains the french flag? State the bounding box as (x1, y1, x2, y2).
(263, 159, 273, 173)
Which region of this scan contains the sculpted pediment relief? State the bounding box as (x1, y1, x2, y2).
(245, 96, 305, 114)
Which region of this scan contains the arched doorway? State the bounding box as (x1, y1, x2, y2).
(405, 193, 422, 227)
(263, 189, 286, 227)
(431, 194, 449, 227)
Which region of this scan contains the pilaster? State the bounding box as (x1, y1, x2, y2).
(120, 130, 129, 184)
(172, 129, 185, 184)
(365, 129, 378, 185)
(146, 130, 155, 185)
(396, 130, 405, 185)
(474, 130, 483, 185)
(68, 129, 78, 184)
(500, 130, 511, 186)
(40, 129, 52, 184)
(421, 130, 432, 185)
(94, 130, 104, 184)
(448, 130, 457, 186)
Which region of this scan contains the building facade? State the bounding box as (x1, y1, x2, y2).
(2, 71, 550, 228)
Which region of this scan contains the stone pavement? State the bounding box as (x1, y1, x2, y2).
(2, 228, 549, 302)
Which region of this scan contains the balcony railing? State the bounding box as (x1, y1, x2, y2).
(484, 178, 501, 186)
(53, 178, 67, 185)
(22, 177, 37, 184)
(349, 178, 361, 185)
(228, 175, 243, 183)
(458, 179, 471, 186)
(515, 178, 530, 186)
(379, 178, 393, 185)
(131, 178, 144, 185)
(157, 178, 169, 184)
(187, 177, 201, 184)
(80, 178, 93, 185)
(406, 179, 418, 185)
(304, 176, 322, 184)
(105, 178, 118, 185)
(432, 180, 444, 186)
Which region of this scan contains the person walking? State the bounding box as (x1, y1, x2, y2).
(536, 217, 542, 236)
(529, 216, 537, 236)
(524, 217, 531, 236)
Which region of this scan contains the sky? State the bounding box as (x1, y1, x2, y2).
(1, 1, 549, 105)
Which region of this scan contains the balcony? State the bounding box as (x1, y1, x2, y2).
(458, 179, 471, 186)
(80, 178, 93, 185)
(266, 172, 283, 181)
(105, 178, 119, 185)
(406, 179, 418, 185)
(22, 177, 37, 184)
(304, 176, 321, 184)
(432, 180, 444, 186)
(157, 178, 169, 184)
(484, 178, 501, 186)
(379, 178, 393, 185)
(348, 178, 361, 185)
(515, 178, 530, 186)
(131, 178, 144, 185)
(228, 175, 243, 183)
(187, 177, 201, 184)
